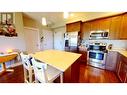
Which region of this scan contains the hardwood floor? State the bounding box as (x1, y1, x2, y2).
(0, 63, 120, 83)
(0, 64, 24, 83)
(79, 64, 120, 83)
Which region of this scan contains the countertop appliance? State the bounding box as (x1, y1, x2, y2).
(64, 32, 79, 52)
(87, 42, 107, 69)
(89, 30, 109, 40)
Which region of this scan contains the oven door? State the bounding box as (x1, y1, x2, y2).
(87, 51, 107, 69)
(89, 51, 104, 60)
(88, 50, 107, 64)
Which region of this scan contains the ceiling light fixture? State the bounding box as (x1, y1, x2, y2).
(70, 13, 74, 17)
(63, 12, 69, 19)
(42, 17, 47, 26)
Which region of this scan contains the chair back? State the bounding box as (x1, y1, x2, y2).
(20, 52, 32, 70)
(31, 58, 48, 83)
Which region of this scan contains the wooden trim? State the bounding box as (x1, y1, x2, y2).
(66, 20, 82, 25)
(84, 12, 126, 23)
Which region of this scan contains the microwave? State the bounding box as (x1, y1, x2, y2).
(89, 30, 109, 40)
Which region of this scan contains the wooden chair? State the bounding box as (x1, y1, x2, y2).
(20, 52, 34, 83)
(31, 58, 63, 83)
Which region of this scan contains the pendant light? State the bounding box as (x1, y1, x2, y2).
(63, 12, 69, 19)
(42, 17, 47, 26)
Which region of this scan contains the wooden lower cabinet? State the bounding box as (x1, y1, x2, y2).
(63, 58, 80, 83)
(116, 54, 127, 83)
(106, 51, 127, 83)
(78, 46, 87, 64)
(65, 46, 78, 53)
(54, 57, 80, 83)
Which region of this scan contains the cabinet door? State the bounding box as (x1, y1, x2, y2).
(90, 18, 111, 32)
(66, 21, 81, 32)
(109, 15, 122, 39)
(90, 20, 100, 31)
(81, 22, 91, 40)
(69, 46, 78, 53)
(78, 47, 87, 64)
(105, 51, 118, 71)
(117, 56, 127, 83)
(119, 13, 127, 39)
(99, 18, 111, 31)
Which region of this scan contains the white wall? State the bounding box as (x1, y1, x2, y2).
(0, 13, 26, 52)
(53, 26, 66, 50)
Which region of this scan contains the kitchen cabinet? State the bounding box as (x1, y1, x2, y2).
(90, 18, 111, 31)
(81, 18, 111, 40)
(67, 12, 127, 40)
(109, 15, 122, 39)
(81, 22, 91, 40)
(90, 20, 100, 31)
(116, 54, 127, 83)
(119, 13, 127, 39)
(99, 18, 111, 31)
(65, 46, 78, 53)
(91, 18, 111, 31)
(66, 21, 81, 32)
(105, 51, 119, 71)
(78, 46, 87, 64)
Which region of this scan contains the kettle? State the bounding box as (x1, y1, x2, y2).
(108, 44, 113, 50)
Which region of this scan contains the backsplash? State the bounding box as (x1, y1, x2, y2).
(82, 40, 127, 50)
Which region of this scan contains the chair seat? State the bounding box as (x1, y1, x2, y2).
(36, 65, 62, 83)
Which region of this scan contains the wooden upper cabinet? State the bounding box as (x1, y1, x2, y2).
(66, 21, 81, 32)
(66, 13, 127, 40)
(90, 18, 111, 31)
(99, 18, 111, 31)
(90, 20, 100, 31)
(81, 22, 91, 40)
(109, 15, 122, 39)
(119, 13, 127, 39)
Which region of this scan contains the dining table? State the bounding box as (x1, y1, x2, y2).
(0, 53, 18, 75)
(30, 49, 81, 83)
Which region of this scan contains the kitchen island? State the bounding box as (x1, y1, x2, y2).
(31, 50, 81, 83)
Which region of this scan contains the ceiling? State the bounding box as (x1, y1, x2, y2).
(23, 12, 122, 28)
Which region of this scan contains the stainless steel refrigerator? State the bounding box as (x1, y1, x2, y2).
(64, 32, 79, 52)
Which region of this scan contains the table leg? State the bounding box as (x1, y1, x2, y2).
(0, 62, 14, 75)
(1, 62, 6, 72)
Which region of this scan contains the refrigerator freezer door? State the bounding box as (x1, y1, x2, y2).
(68, 32, 78, 46)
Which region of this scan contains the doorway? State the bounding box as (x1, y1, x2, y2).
(41, 29, 53, 50)
(24, 27, 40, 53)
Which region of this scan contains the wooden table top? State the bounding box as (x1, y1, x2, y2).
(0, 53, 18, 63)
(30, 50, 81, 72)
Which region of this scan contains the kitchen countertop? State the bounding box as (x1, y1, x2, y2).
(109, 49, 127, 58)
(30, 50, 81, 71)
